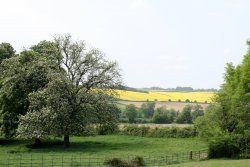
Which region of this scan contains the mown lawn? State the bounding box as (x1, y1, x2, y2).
(168, 159, 250, 167)
(0, 135, 208, 166)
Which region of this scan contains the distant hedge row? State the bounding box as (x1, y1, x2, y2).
(119, 125, 197, 138)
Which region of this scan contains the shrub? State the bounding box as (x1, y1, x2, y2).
(135, 118, 151, 123)
(152, 113, 172, 124)
(176, 127, 197, 138)
(104, 158, 131, 167)
(80, 125, 97, 136)
(208, 135, 240, 158)
(122, 125, 150, 136)
(104, 157, 145, 167)
(125, 104, 138, 123)
(97, 122, 119, 135)
(176, 106, 192, 124)
(131, 156, 145, 166)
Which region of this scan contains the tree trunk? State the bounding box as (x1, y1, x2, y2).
(64, 135, 70, 148)
(34, 138, 42, 146)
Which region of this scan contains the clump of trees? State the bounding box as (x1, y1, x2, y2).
(0, 34, 122, 147)
(120, 102, 204, 124)
(152, 107, 174, 124)
(195, 40, 250, 158)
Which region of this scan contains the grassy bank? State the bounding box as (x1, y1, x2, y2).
(168, 159, 250, 167)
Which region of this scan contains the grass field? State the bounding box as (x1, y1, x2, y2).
(0, 135, 207, 155)
(115, 90, 215, 103)
(168, 159, 250, 167)
(0, 135, 208, 166)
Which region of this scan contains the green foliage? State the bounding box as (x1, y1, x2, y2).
(195, 40, 250, 158)
(191, 104, 204, 121)
(176, 106, 192, 124)
(97, 121, 119, 135)
(121, 125, 150, 137)
(131, 156, 145, 166)
(104, 156, 145, 167)
(208, 135, 240, 158)
(125, 104, 138, 123)
(0, 49, 51, 138)
(121, 125, 197, 138)
(0, 42, 15, 64)
(152, 107, 173, 124)
(140, 102, 155, 118)
(15, 34, 122, 147)
(194, 104, 224, 138)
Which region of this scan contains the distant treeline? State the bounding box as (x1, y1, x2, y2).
(119, 86, 149, 93)
(118, 86, 217, 93)
(139, 86, 218, 92)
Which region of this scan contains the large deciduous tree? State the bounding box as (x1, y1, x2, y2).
(0, 43, 15, 65)
(0, 41, 55, 138)
(194, 40, 250, 157)
(17, 34, 122, 147)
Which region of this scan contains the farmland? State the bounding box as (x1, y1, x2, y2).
(117, 100, 210, 111)
(115, 90, 215, 103)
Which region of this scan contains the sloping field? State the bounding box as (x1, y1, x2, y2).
(118, 101, 210, 111)
(116, 90, 215, 103)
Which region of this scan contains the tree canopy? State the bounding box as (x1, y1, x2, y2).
(195, 40, 250, 157)
(0, 35, 122, 148)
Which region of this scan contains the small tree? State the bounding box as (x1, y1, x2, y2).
(191, 104, 204, 121)
(152, 107, 172, 124)
(176, 105, 192, 124)
(140, 102, 155, 118)
(125, 104, 137, 123)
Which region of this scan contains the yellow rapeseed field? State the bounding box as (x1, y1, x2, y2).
(115, 90, 215, 103)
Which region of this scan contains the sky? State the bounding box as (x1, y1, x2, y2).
(1, 0, 250, 89)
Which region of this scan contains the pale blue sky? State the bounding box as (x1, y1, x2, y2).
(1, 0, 250, 89)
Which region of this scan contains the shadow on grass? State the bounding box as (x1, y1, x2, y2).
(1, 137, 148, 154)
(26, 140, 145, 153)
(0, 138, 30, 145)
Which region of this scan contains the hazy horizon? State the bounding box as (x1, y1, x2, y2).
(1, 0, 250, 89)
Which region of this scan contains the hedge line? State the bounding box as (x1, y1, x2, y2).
(120, 125, 197, 138)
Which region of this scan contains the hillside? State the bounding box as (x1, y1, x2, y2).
(118, 100, 210, 111)
(115, 90, 215, 103)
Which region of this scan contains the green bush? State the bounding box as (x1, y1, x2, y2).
(176, 127, 197, 138)
(104, 157, 145, 167)
(104, 158, 131, 167)
(208, 135, 240, 158)
(135, 118, 151, 123)
(97, 122, 119, 135)
(80, 125, 97, 136)
(131, 156, 145, 166)
(121, 125, 150, 136)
